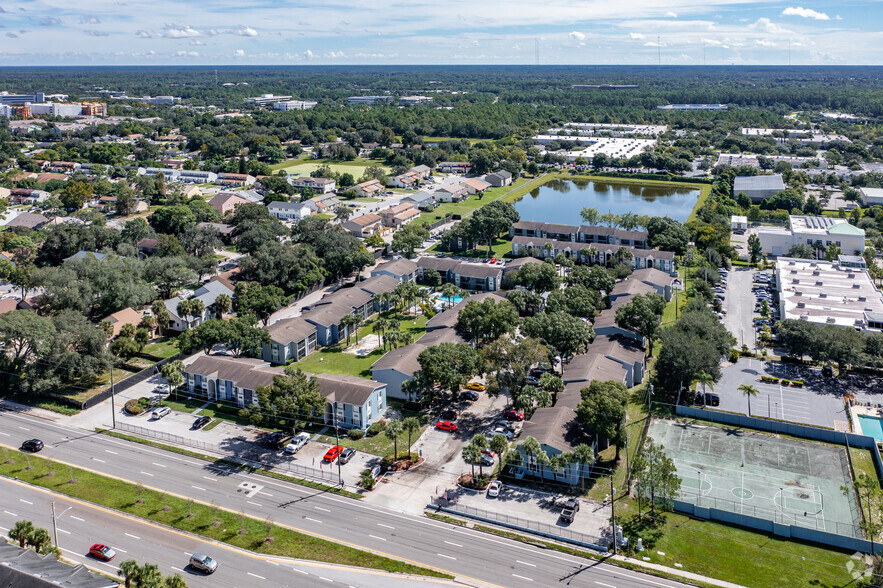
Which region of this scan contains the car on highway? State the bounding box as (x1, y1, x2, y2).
(192, 416, 211, 429)
(21, 439, 43, 452)
(151, 406, 171, 420)
(435, 421, 458, 432)
(465, 382, 486, 392)
(189, 553, 218, 574)
(487, 481, 503, 497)
(89, 544, 116, 562)
(339, 448, 357, 464)
(503, 409, 524, 421)
(461, 390, 479, 401)
(323, 445, 344, 462)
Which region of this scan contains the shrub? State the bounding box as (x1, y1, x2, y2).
(781, 379, 791, 386)
(761, 376, 779, 383)
(360, 469, 376, 490)
(791, 380, 804, 387)
(367, 420, 387, 437)
(347, 429, 365, 440)
(124, 399, 144, 415)
(727, 349, 740, 363)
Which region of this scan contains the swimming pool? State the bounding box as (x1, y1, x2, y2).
(858, 415, 883, 442)
(435, 294, 464, 305)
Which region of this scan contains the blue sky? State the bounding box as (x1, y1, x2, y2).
(0, 1, 879, 65)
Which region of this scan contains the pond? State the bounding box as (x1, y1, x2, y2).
(513, 178, 700, 224)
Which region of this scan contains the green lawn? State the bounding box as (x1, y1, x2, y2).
(295, 313, 428, 379)
(143, 338, 181, 359)
(849, 446, 882, 529)
(274, 158, 391, 177)
(317, 423, 429, 458)
(0, 449, 449, 578)
(418, 174, 548, 225)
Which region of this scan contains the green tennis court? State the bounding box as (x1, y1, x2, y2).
(649, 419, 863, 538)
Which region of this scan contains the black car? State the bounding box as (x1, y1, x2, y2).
(461, 390, 479, 401)
(193, 416, 211, 430)
(21, 439, 43, 452)
(822, 366, 834, 378)
(441, 408, 458, 421)
(339, 448, 357, 464)
(265, 432, 292, 450)
(695, 393, 720, 407)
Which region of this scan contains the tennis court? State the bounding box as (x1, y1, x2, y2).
(648, 419, 863, 538)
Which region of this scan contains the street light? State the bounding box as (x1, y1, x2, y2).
(51, 502, 73, 548)
(610, 476, 617, 556)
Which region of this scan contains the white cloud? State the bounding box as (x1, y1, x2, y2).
(136, 30, 151, 38)
(234, 49, 245, 57)
(39, 17, 61, 26)
(237, 26, 258, 37)
(782, 6, 830, 20)
(162, 25, 203, 38)
(755, 39, 777, 46)
(665, 11, 678, 18)
(190, 40, 204, 45)
(702, 38, 722, 46)
(84, 30, 109, 36)
(629, 32, 645, 40)
(569, 31, 585, 41)
(749, 18, 789, 34)
(80, 17, 100, 24)
(304, 49, 315, 59)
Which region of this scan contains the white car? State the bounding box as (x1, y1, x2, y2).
(152, 406, 171, 420)
(487, 481, 503, 497)
(285, 432, 311, 454)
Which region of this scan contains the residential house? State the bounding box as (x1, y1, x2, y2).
(290, 176, 336, 194)
(63, 251, 107, 263)
(415, 256, 506, 292)
(485, 170, 513, 187)
(356, 275, 401, 312)
(262, 316, 318, 364)
(8, 188, 50, 205)
(463, 177, 492, 195)
(182, 355, 387, 431)
(5, 212, 49, 230)
(503, 257, 544, 275)
(136, 238, 159, 257)
(388, 171, 420, 189)
(0, 187, 10, 200)
(400, 191, 437, 210)
(563, 335, 645, 389)
(307, 193, 341, 214)
(47, 161, 79, 173)
(355, 179, 384, 198)
(268, 200, 313, 221)
(217, 173, 256, 187)
(510, 236, 675, 273)
(437, 162, 472, 174)
(517, 406, 594, 485)
(380, 203, 421, 228)
(343, 213, 383, 237)
(208, 192, 249, 216)
(198, 222, 236, 243)
(301, 286, 375, 346)
(101, 307, 142, 338)
(178, 170, 217, 184)
(163, 280, 234, 332)
(433, 185, 468, 203)
(410, 165, 432, 179)
(371, 258, 418, 283)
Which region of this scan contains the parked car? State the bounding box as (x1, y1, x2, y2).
(339, 448, 357, 464)
(21, 439, 43, 452)
(441, 408, 458, 421)
(266, 431, 293, 450)
(560, 497, 580, 523)
(488, 427, 515, 440)
(285, 432, 311, 454)
(487, 480, 503, 497)
(323, 445, 344, 462)
(89, 544, 116, 562)
(823, 365, 834, 378)
(189, 553, 218, 575)
(465, 382, 486, 392)
(461, 390, 479, 401)
(435, 421, 458, 432)
(151, 406, 171, 420)
(192, 416, 211, 430)
(478, 453, 494, 467)
(494, 420, 517, 433)
(503, 409, 524, 421)
(696, 392, 720, 407)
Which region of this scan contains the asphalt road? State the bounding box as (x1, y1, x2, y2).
(0, 409, 691, 588)
(0, 477, 445, 588)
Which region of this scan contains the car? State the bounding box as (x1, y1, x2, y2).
(266, 431, 293, 450)
(465, 382, 486, 392)
(489, 427, 515, 440)
(151, 406, 171, 420)
(192, 416, 211, 430)
(285, 432, 310, 454)
(189, 553, 218, 575)
(479, 454, 495, 467)
(482, 449, 496, 458)
(526, 376, 541, 386)
(441, 408, 458, 421)
(461, 390, 479, 401)
(339, 448, 357, 464)
(21, 439, 43, 452)
(696, 393, 720, 407)
(490, 258, 498, 264)
(496, 259, 505, 265)
(494, 420, 517, 433)
(435, 421, 457, 432)
(323, 445, 344, 462)
(503, 409, 524, 421)
(487, 480, 503, 497)
(89, 544, 116, 562)
(823, 365, 834, 378)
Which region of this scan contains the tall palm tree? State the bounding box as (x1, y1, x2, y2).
(403, 416, 420, 452)
(341, 313, 360, 346)
(188, 299, 205, 327)
(519, 436, 549, 479)
(462, 443, 480, 478)
(9, 520, 34, 548)
(694, 371, 715, 406)
(176, 299, 193, 330)
(573, 443, 595, 491)
(375, 291, 392, 315)
(440, 283, 462, 308)
(151, 300, 170, 336)
(738, 384, 759, 416)
(372, 317, 389, 350)
(385, 419, 404, 460)
(118, 560, 141, 588)
(214, 293, 232, 319)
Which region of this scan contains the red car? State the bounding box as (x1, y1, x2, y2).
(323, 445, 343, 462)
(89, 544, 117, 562)
(435, 421, 458, 432)
(503, 409, 524, 421)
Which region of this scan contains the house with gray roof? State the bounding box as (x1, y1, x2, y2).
(485, 170, 513, 187)
(267, 199, 313, 221)
(163, 279, 234, 332)
(0, 541, 117, 588)
(518, 406, 591, 485)
(262, 316, 318, 364)
(371, 258, 418, 283)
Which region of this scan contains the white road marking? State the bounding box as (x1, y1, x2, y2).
(258, 491, 273, 497)
(19, 499, 32, 505)
(248, 572, 266, 580)
(305, 517, 323, 524)
(57, 528, 70, 534)
(0, 526, 8, 531)
(191, 486, 206, 491)
(171, 567, 184, 573)
(70, 516, 85, 522)
(105, 450, 118, 455)
(596, 582, 617, 588)
(292, 568, 308, 575)
(92, 458, 106, 463)
(18, 426, 30, 431)
(512, 574, 534, 582)
(247, 501, 263, 507)
(368, 534, 387, 541)
(140, 471, 154, 477)
(125, 533, 140, 540)
(267, 561, 280, 566)
(0, 432, 9, 436)
(202, 476, 216, 482)
(443, 541, 462, 547)
(115, 548, 127, 553)
(3, 511, 18, 517)
(377, 523, 395, 529)
(436, 553, 456, 560)
(319, 577, 333, 582)
(516, 560, 536, 567)
(314, 506, 330, 512)
(152, 463, 166, 468)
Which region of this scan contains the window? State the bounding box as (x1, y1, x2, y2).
(377, 391, 383, 410)
(836, 241, 841, 247)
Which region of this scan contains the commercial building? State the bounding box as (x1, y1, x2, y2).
(758, 215, 865, 257)
(400, 95, 432, 106)
(733, 174, 786, 202)
(657, 104, 727, 110)
(0, 92, 45, 105)
(860, 187, 883, 206)
(775, 257, 883, 331)
(273, 100, 318, 110)
(348, 96, 394, 105)
(244, 94, 293, 106)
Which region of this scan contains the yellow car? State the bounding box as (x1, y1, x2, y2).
(465, 382, 486, 392)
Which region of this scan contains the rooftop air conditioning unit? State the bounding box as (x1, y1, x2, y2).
(819, 293, 827, 298)
(812, 270, 820, 276)
(791, 270, 798, 274)
(827, 317, 836, 323)
(797, 302, 806, 308)
(854, 284, 861, 288)
(859, 296, 867, 302)
(800, 315, 809, 321)
(793, 279, 800, 284)
(849, 273, 856, 279)
(816, 281, 824, 286)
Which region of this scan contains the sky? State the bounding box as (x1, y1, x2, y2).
(0, 0, 880, 66)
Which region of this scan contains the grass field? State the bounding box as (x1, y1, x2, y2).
(143, 338, 181, 359)
(0, 448, 448, 578)
(417, 174, 549, 225)
(273, 158, 391, 177)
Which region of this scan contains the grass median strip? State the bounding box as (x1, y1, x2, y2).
(96, 428, 362, 499)
(0, 447, 450, 578)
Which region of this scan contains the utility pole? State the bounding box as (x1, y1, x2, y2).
(51, 502, 58, 547)
(610, 476, 617, 555)
(334, 410, 342, 485)
(110, 365, 116, 429)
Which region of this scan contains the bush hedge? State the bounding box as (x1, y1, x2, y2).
(347, 429, 365, 440)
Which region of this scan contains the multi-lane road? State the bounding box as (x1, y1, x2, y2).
(0, 408, 692, 588)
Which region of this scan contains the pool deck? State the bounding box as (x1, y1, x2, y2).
(849, 402, 883, 439)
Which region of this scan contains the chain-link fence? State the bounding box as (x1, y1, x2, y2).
(115, 423, 341, 484)
(433, 498, 609, 550)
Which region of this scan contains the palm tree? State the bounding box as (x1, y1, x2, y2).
(573, 443, 595, 491)
(489, 433, 510, 466)
(151, 300, 170, 336)
(738, 384, 759, 416)
(694, 371, 715, 406)
(440, 283, 462, 308)
(176, 299, 193, 330)
(9, 520, 34, 548)
(164, 574, 188, 588)
(372, 317, 389, 350)
(520, 436, 549, 479)
(119, 559, 141, 588)
(462, 443, 480, 478)
(214, 293, 232, 319)
(138, 563, 163, 588)
(403, 416, 421, 452)
(375, 291, 392, 315)
(139, 314, 156, 338)
(543, 242, 554, 259)
(188, 298, 205, 327)
(341, 313, 360, 346)
(615, 246, 634, 266)
(385, 419, 404, 461)
(119, 323, 137, 339)
(471, 435, 489, 477)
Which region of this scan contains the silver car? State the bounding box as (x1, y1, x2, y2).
(189, 553, 218, 574)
